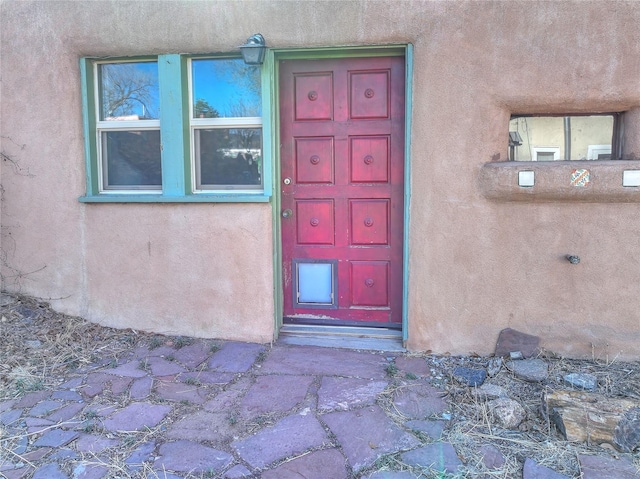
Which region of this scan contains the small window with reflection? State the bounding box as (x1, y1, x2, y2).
(509, 114, 618, 161)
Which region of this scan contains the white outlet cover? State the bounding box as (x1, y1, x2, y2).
(518, 170, 535, 187)
(622, 170, 640, 187)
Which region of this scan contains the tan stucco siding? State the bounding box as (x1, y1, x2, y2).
(1, 1, 639, 358)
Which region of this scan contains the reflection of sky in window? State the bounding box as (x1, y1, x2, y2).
(192, 59, 261, 118)
(100, 61, 159, 120)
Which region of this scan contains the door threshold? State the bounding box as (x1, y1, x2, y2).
(278, 324, 406, 352)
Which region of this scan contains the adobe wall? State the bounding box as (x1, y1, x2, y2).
(1, 1, 639, 358)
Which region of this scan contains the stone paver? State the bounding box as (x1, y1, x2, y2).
(578, 454, 639, 479)
(46, 402, 85, 423)
(261, 345, 387, 379)
(29, 400, 63, 417)
(51, 390, 82, 401)
(33, 429, 79, 448)
(322, 405, 421, 471)
(0, 399, 16, 412)
(208, 341, 265, 372)
(110, 377, 133, 394)
(15, 391, 50, 408)
(147, 356, 187, 376)
(31, 463, 67, 479)
(240, 375, 313, 416)
(522, 458, 570, 479)
(394, 356, 430, 377)
(495, 328, 540, 358)
(367, 472, 419, 479)
(166, 411, 237, 443)
(129, 376, 153, 399)
(179, 371, 234, 385)
(479, 444, 506, 469)
(155, 380, 208, 404)
(72, 463, 109, 479)
(223, 464, 253, 478)
(102, 361, 148, 378)
(124, 441, 155, 470)
(1, 337, 637, 479)
(261, 448, 348, 479)
(232, 414, 328, 469)
(400, 442, 463, 475)
(102, 402, 171, 432)
(171, 341, 212, 368)
(392, 383, 448, 419)
(506, 359, 548, 382)
(75, 433, 120, 452)
(318, 377, 388, 411)
(404, 419, 446, 439)
(0, 409, 22, 425)
(153, 440, 233, 474)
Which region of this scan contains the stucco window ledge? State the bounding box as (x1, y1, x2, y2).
(479, 160, 640, 203)
(78, 194, 271, 203)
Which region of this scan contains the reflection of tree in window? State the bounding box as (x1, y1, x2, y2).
(194, 98, 219, 118)
(100, 63, 158, 119)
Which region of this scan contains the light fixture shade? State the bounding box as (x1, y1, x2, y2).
(239, 34, 266, 65)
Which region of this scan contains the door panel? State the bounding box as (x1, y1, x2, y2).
(280, 56, 404, 326)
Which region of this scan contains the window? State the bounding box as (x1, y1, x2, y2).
(509, 115, 617, 162)
(190, 59, 262, 191)
(97, 61, 161, 191)
(80, 54, 270, 202)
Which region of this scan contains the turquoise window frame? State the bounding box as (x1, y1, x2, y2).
(79, 54, 272, 203)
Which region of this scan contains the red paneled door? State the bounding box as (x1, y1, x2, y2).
(280, 57, 405, 327)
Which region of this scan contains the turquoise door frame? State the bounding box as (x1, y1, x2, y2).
(268, 45, 413, 342)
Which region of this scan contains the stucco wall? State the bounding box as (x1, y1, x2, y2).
(1, 1, 639, 358)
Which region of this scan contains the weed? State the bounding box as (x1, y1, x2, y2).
(82, 421, 96, 433)
(122, 435, 136, 447)
(138, 359, 150, 371)
(405, 372, 418, 380)
(228, 415, 237, 425)
(173, 336, 193, 349)
(84, 409, 98, 419)
(210, 343, 221, 354)
(149, 336, 163, 350)
(166, 355, 175, 362)
(385, 362, 398, 377)
(15, 378, 44, 393)
(256, 350, 268, 363)
(108, 359, 118, 368)
(180, 399, 190, 405)
(184, 377, 201, 386)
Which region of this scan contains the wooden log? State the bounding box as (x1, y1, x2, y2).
(544, 389, 640, 452)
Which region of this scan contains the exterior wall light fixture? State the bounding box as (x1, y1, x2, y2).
(239, 34, 266, 65)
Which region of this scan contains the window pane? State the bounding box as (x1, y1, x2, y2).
(195, 128, 262, 188)
(102, 131, 161, 188)
(192, 59, 261, 118)
(298, 263, 333, 304)
(509, 115, 614, 161)
(99, 62, 159, 120)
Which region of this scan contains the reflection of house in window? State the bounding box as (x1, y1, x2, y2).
(509, 115, 615, 161)
(587, 144, 612, 160)
(531, 146, 560, 161)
